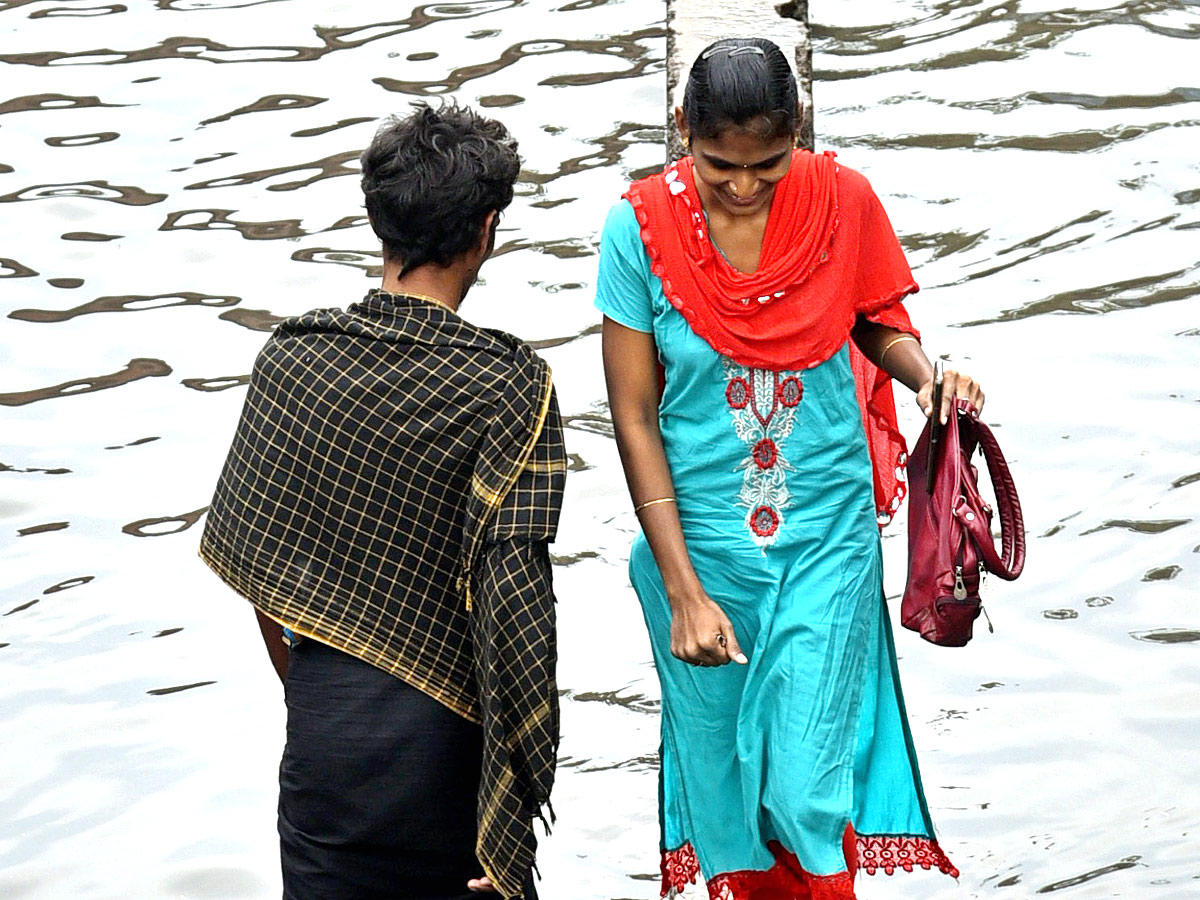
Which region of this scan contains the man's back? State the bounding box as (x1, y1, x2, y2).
(202, 290, 543, 717)
(199, 102, 563, 900)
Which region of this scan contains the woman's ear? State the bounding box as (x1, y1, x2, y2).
(673, 106, 689, 148)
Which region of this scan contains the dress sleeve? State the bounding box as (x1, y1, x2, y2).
(839, 166, 921, 527)
(594, 199, 655, 333)
(837, 166, 919, 319)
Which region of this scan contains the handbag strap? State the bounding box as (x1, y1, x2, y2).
(953, 401, 1026, 580)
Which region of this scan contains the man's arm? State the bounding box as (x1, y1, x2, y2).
(254, 608, 289, 683)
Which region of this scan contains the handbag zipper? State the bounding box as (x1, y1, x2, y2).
(979, 562, 994, 632)
(953, 565, 967, 600)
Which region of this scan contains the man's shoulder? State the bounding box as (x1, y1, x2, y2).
(476, 326, 546, 366)
(250, 304, 550, 394)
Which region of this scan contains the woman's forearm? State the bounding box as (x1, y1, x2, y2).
(614, 420, 704, 600)
(853, 315, 986, 421)
(602, 320, 706, 608)
(851, 316, 933, 394)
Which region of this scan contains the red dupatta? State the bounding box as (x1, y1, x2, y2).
(623, 150, 920, 525)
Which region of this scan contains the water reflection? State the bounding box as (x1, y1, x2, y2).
(291, 247, 382, 278)
(0, 92, 128, 114)
(1141, 565, 1181, 582)
(104, 436, 160, 450)
(43, 576, 95, 593)
(199, 93, 326, 126)
(182, 150, 360, 192)
(181, 375, 250, 392)
(2, 463, 71, 476)
(217, 309, 282, 332)
(1, 257, 38, 277)
(10, 292, 239, 323)
(374, 27, 663, 96)
(159, 209, 365, 240)
(0, 358, 172, 406)
(147, 681, 216, 695)
(0, 180, 166, 205)
(16, 521, 70, 536)
(3, 0, 1198, 897)
(1036, 855, 1142, 893)
(121, 506, 209, 537)
(28, 5, 127, 18)
(960, 266, 1200, 325)
(814, 2, 1199, 75)
(5, 598, 41, 615)
(3, 1, 531, 67)
(60, 231, 123, 241)
(1131, 629, 1200, 644)
(840, 121, 1194, 153)
(291, 116, 374, 138)
(44, 132, 119, 146)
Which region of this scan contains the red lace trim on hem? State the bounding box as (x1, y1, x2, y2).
(856, 834, 959, 878)
(661, 841, 699, 895)
(660, 835, 957, 899)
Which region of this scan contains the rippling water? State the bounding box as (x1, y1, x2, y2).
(2, 1, 1198, 898)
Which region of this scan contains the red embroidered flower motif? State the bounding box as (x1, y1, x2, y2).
(749, 505, 779, 537)
(725, 377, 750, 410)
(752, 438, 778, 470)
(660, 843, 699, 895)
(777, 375, 803, 408)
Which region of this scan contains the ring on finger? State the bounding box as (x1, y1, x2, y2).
(716, 633, 727, 648)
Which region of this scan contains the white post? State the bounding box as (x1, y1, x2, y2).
(666, 0, 813, 162)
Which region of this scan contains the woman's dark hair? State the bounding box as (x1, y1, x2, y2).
(682, 37, 798, 141)
(360, 101, 520, 275)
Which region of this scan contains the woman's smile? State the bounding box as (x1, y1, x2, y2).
(718, 184, 767, 209)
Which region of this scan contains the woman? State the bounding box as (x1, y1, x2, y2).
(595, 38, 983, 900)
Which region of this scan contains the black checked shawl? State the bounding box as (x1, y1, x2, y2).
(199, 289, 566, 899)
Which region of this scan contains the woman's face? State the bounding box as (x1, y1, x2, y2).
(685, 121, 794, 219)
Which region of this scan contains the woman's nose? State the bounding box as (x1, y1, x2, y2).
(729, 169, 757, 196)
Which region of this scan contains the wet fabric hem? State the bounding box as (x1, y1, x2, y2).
(660, 836, 957, 900)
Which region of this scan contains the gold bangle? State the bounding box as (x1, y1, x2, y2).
(634, 496, 676, 514)
(878, 334, 919, 367)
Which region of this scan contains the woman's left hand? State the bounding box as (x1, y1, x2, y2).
(916, 368, 985, 423)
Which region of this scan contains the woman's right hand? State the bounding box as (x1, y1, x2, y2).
(669, 590, 748, 667)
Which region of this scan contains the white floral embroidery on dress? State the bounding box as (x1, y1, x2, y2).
(722, 358, 804, 548)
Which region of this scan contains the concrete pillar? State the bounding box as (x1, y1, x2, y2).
(666, 0, 813, 162)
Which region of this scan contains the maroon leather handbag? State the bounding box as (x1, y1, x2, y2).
(903, 398, 1025, 646)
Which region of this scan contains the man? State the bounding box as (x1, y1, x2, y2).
(200, 102, 566, 900)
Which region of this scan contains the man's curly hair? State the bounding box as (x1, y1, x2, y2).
(361, 102, 520, 275)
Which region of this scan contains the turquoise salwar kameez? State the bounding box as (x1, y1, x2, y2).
(596, 199, 957, 899)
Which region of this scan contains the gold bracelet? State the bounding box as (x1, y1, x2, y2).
(634, 496, 676, 514)
(878, 334, 919, 367)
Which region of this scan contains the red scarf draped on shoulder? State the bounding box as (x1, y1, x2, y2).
(623, 149, 919, 525)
